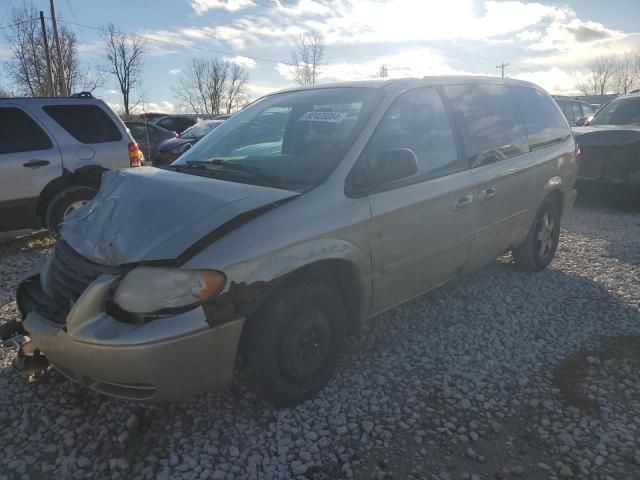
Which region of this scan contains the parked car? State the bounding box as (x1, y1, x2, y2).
(572, 92, 640, 198)
(0, 93, 143, 234)
(153, 119, 224, 165)
(15, 77, 577, 406)
(553, 96, 596, 126)
(150, 114, 220, 134)
(125, 121, 177, 164)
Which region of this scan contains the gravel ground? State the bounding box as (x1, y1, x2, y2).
(0, 201, 639, 480)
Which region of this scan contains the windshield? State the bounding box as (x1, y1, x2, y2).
(590, 96, 640, 126)
(174, 87, 381, 190)
(181, 122, 221, 139)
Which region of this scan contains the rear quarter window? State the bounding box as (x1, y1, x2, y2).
(43, 104, 122, 144)
(510, 86, 571, 150)
(443, 83, 529, 168)
(0, 107, 53, 154)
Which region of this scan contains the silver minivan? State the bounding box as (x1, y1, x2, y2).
(0, 94, 142, 233)
(15, 77, 578, 406)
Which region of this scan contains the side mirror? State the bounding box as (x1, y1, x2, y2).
(368, 148, 418, 185)
(575, 116, 588, 126)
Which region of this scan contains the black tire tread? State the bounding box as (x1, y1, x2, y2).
(512, 197, 560, 271)
(45, 185, 97, 235)
(243, 282, 346, 407)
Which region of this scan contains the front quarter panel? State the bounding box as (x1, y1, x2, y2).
(181, 186, 373, 315)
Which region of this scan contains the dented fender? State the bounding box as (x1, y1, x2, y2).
(247, 238, 370, 285)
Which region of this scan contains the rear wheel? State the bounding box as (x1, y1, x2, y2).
(45, 186, 97, 235)
(512, 197, 561, 271)
(243, 282, 346, 407)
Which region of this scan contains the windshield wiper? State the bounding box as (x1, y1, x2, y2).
(186, 159, 281, 186)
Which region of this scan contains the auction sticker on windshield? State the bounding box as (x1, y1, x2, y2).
(299, 111, 348, 123)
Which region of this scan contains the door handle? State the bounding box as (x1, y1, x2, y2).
(22, 159, 50, 169)
(478, 187, 497, 202)
(453, 194, 474, 210)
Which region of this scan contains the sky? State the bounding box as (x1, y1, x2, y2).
(2, 0, 639, 113)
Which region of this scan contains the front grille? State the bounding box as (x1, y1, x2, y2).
(45, 240, 123, 321)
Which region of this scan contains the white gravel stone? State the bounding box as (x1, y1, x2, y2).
(0, 204, 638, 478)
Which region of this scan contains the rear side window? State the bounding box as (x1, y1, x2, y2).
(510, 86, 571, 150)
(571, 102, 582, 122)
(43, 105, 122, 144)
(580, 103, 595, 117)
(443, 84, 529, 168)
(557, 100, 574, 123)
(0, 107, 53, 154)
(365, 87, 463, 181)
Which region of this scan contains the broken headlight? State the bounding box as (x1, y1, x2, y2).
(113, 267, 226, 314)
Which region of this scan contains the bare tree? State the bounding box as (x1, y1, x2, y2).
(588, 55, 618, 95)
(2, 4, 96, 96)
(225, 63, 249, 114)
(291, 29, 325, 86)
(104, 23, 146, 115)
(0, 86, 12, 98)
(173, 58, 249, 115)
(373, 64, 389, 78)
(612, 52, 638, 94)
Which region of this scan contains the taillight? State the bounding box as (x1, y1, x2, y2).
(575, 145, 581, 167)
(128, 142, 142, 167)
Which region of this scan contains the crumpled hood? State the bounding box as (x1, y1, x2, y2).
(60, 167, 299, 266)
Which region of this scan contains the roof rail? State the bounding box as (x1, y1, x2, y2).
(70, 91, 93, 99)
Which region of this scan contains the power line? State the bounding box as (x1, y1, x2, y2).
(51, 17, 372, 80)
(53, 17, 298, 67)
(0, 17, 40, 31)
(0, 0, 14, 26)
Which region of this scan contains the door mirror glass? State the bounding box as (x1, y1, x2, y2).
(369, 148, 418, 185)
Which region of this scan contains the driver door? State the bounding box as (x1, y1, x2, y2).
(363, 87, 476, 313)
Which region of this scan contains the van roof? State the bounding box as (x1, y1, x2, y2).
(271, 75, 542, 95)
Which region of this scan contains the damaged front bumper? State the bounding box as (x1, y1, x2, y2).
(17, 269, 245, 402)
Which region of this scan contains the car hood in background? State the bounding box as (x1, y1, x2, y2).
(572, 126, 640, 185)
(59, 167, 299, 266)
(573, 125, 640, 143)
(155, 137, 195, 152)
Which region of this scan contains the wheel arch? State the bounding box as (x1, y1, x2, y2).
(542, 177, 565, 215)
(239, 240, 371, 337)
(36, 166, 106, 219)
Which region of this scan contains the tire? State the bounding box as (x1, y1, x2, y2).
(512, 197, 561, 271)
(45, 186, 97, 235)
(243, 282, 347, 407)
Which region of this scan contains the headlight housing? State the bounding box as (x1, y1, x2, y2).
(113, 267, 225, 314)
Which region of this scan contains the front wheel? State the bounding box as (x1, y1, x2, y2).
(512, 197, 561, 271)
(242, 282, 346, 407)
(45, 186, 97, 235)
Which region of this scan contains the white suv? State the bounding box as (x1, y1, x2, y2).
(0, 93, 142, 233)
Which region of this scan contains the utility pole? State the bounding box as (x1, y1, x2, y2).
(496, 62, 509, 78)
(50, 0, 67, 96)
(39, 11, 55, 97)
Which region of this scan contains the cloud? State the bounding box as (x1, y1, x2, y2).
(246, 82, 284, 97)
(567, 23, 614, 43)
(277, 48, 491, 84)
(156, 0, 566, 52)
(224, 55, 257, 68)
(517, 30, 542, 42)
(513, 67, 588, 95)
(169, 69, 182, 75)
(525, 18, 623, 52)
(191, 0, 254, 14)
